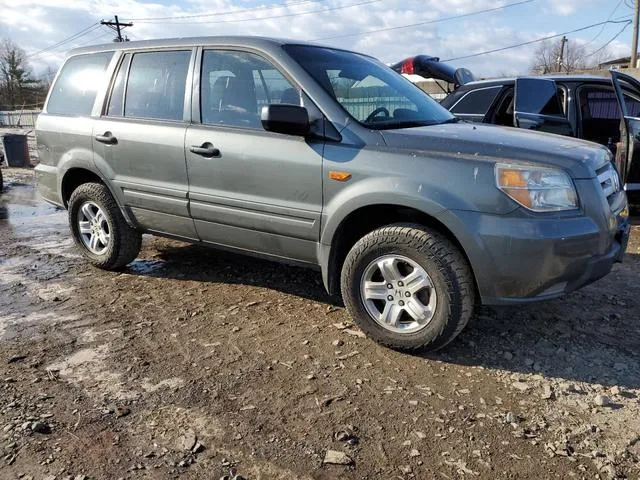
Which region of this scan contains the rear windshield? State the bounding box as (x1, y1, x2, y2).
(284, 45, 456, 130)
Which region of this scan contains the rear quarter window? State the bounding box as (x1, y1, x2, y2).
(46, 52, 114, 116)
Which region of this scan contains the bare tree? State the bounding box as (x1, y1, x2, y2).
(0, 39, 43, 109)
(530, 38, 589, 74)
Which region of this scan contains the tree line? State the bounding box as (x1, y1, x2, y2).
(0, 39, 53, 112)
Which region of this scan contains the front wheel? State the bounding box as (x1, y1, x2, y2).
(68, 182, 141, 270)
(341, 223, 475, 352)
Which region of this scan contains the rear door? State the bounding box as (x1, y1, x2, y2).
(611, 70, 640, 194)
(92, 49, 197, 238)
(184, 48, 323, 264)
(513, 78, 573, 136)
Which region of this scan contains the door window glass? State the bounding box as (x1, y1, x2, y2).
(516, 78, 564, 116)
(450, 87, 501, 115)
(124, 50, 191, 121)
(200, 50, 300, 128)
(47, 52, 114, 116)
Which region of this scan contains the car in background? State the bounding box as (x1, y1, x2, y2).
(393, 57, 640, 205)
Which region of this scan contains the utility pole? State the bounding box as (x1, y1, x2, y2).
(631, 0, 639, 69)
(100, 15, 133, 42)
(556, 35, 568, 72)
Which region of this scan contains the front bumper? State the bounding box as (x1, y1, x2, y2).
(444, 204, 630, 306)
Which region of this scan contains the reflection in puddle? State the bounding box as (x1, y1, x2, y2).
(1, 175, 66, 240)
(127, 259, 167, 275)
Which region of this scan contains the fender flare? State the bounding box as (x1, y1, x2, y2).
(57, 154, 137, 228)
(318, 177, 483, 295)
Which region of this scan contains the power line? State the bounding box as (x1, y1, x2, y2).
(75, 27, 116, 47)
(585, 20, 632, 58)
(313, 0, 535, 41)
(442, 18, 633, 62)
(585, 0, 624, 45)
(26, 23, 100, 59)
(131, 0, 384, 24)
(127, 0, 330, 22)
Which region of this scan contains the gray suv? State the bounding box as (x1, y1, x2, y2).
(36, 37, 630, 352)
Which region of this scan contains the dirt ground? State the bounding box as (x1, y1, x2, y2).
(1, 167, 639, 480)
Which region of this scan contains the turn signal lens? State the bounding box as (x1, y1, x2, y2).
(495, 163, 578, 212)
(329, 171, 352, 182)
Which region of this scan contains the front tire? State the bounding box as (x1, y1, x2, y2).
(68, 182, 141, 270)
(341, 223, 474, 352)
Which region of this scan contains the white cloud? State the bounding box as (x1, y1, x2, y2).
(0, 0, 630, 78)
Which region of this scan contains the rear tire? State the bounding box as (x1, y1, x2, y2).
(341, 223, 474, 352)
(68, 182, 141, 270)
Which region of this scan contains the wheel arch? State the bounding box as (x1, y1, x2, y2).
(60, 167, 136, 228)
(321, 203, 479, 300)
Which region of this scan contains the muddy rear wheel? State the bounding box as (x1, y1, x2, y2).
(68, 182, 141, 269)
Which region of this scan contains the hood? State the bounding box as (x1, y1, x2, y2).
(390, 55, 475, 87)
(379, 123, 610, 179)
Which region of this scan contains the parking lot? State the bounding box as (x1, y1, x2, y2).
(1, 167, 639, 479)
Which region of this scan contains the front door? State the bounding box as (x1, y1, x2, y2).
(92, 49, 197, 238)
(185, 49, 323, 263)
(611, 70, 640, 201)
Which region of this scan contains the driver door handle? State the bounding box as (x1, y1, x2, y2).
(95, 132, 117, 145)
(189, 142, 220, 158)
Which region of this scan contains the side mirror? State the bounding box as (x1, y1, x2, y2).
(261, 104, 310, 137)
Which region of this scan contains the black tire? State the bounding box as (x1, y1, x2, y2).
(340, 223, 475, 352)
(0, 167, 3, 194)
(68, 182, 141, 270)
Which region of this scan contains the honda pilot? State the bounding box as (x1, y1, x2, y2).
(36, 37, 630, 351)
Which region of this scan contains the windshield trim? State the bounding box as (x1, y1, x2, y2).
(283, 44, 456, 131)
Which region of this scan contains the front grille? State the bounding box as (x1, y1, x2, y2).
(596, 163, 621, 208)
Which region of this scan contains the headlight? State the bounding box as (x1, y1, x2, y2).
(495, 163, 578, 212)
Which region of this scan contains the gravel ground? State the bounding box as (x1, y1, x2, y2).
(1, 167, 639, 480)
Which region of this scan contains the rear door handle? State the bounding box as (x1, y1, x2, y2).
(95, 132, 117, 145)
(189, 142, 220, 158)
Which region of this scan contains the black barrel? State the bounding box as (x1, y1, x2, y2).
(1, 134, 29, 167)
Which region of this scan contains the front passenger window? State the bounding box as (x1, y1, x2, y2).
(200, 50, 300, 129)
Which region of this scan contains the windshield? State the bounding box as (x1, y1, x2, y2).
(284, 45, 456, 130)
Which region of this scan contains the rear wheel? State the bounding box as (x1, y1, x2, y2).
(341, 223, 474, 352)
(68, 182, 141, 269)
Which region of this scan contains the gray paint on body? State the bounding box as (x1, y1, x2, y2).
(35, 36, 630, 305)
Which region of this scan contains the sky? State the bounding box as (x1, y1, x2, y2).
(0, 0, 635, 79)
